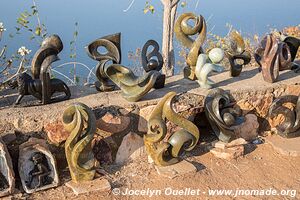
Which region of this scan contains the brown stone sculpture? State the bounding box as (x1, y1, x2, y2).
(268, 95, 300, 138)
(205, 88, 244, 143)
(18, 138, 59, 193)
(0, 138, 15, 197)
(226, 30, 251, 77)
(86, 33, 164, 102)
(254, 34, 300, 83)
(62, 102, 96, 183)
(10, 35, 71, 105)
(175, 13, 207, 80)
(144, 92, 200, 166)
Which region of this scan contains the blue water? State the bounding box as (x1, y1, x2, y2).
(1, 0, 300, 82)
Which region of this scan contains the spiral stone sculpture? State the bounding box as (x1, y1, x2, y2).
(195, 48, 225, 89)
(226, 31, 251, 77)
(205, 88, 244, 143)
(144, 92, 200, 166)
(62, 103, 96, 183)
(86, 33, 165, 102)
(175, 13, 207, 80)
(255, 34, 300, 83)
(268, 95, 300, 138)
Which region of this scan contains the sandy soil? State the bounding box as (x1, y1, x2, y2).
(8, 142, 300, 200)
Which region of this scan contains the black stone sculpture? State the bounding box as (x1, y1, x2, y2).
(26, 152, 52, 189)
(268, 95, 300, 138)
(205, 88, 244, 143)
(86, 33, 165, 102)
(226, 31, 251, 77)
(10, 35, 71, 105)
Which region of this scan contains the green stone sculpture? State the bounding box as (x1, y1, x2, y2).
(175, 13, 207, 80)
(62, 103, 96, 183)
(195, 48, 225, 89)
(144, 92, 200, 166)
(86, 33, 164, 102)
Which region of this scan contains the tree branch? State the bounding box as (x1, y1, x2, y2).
(171, 0, 180, 8)
(123, 0, 136, 12)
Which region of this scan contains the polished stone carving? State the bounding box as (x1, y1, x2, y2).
(205, 88, 244, 143)
(10, 35, 71, 105)
(0, 138, 15, 197)
(86, 33, 164, 102)
(226, 31, 251, 77)
(62, 103, 96, 183)
(254, 34, 300, 83)
(268, 95, 300, 138)
(18, 138, 59, 193)
(144, 92, 200, 166)
(195, 48, 225, 89)
(175, 13, 206, 80)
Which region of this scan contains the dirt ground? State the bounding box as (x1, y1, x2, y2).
(7, 142, 299, 200)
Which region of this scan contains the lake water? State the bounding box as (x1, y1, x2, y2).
(1, 0, 300, 83)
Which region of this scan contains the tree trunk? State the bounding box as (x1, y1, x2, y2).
(161, 0, 179, 77)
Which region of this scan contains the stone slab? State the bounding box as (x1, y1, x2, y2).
(266, 135, 300, 157)
(65, 178, 111, 196)
(154, 160, 197, 179)
(210, 145, 245, 160)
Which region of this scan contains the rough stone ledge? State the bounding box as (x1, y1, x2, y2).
(0, 67, 299, 134)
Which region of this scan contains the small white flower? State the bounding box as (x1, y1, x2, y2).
(0, 22, 6, 32)
(18, 46, 31, 56)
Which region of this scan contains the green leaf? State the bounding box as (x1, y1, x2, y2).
(35, 26, 41, 36)
(74, 31, 78, 37)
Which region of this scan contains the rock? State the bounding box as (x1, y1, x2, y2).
(234, 114, 259, 141)
(65, 178, 111, 196)
(237, 94, 273, 117)
(44, 120, 70, 145)
(18, 138, 59, 194)
(138, 105, 156, 133)
(154, 160, 197, 179)
(211, 138, 247, 150)
(266, 135, 300, 157)
(92, 137, 113, 165)
(96, 112, 130, 135)
(286, 85, 300, 96)
(0, 138, 15, 198)
(115, 132, 145, 164)
(210, 145, 244, 160)
(268, 102, 295, 129)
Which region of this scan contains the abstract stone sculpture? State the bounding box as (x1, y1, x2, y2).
(62, 102, 96, 183)
(205, 88, 244, 143)
(175, 13, 207, 80)
(254, 33, 300, 83)
(18, 138, 59, 193)
(268, 95, 300, 138)
(226, 30, 251, 77)
(0, 138, 15, 197)
(11, 35, 70, 105)
(195, 48, 225, 89)
(86, 33, 165, 102)
(144, 92, 200, 166)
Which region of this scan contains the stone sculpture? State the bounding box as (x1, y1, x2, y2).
(175, 13, 206, 80)
(268, 95, 300, 138)
(254, 33, 300, 83)
(62, 102, 96, 183)
(226, 30, 251, 77)
(195, 48, 225, 89)
(18, 138, 59, 193)
(205, 88, 244, 143)
(0, 138, 15, 197)
(86, 33, 165, 102)
(144, 92, 200, 166)
(10, 35, 70, 105)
